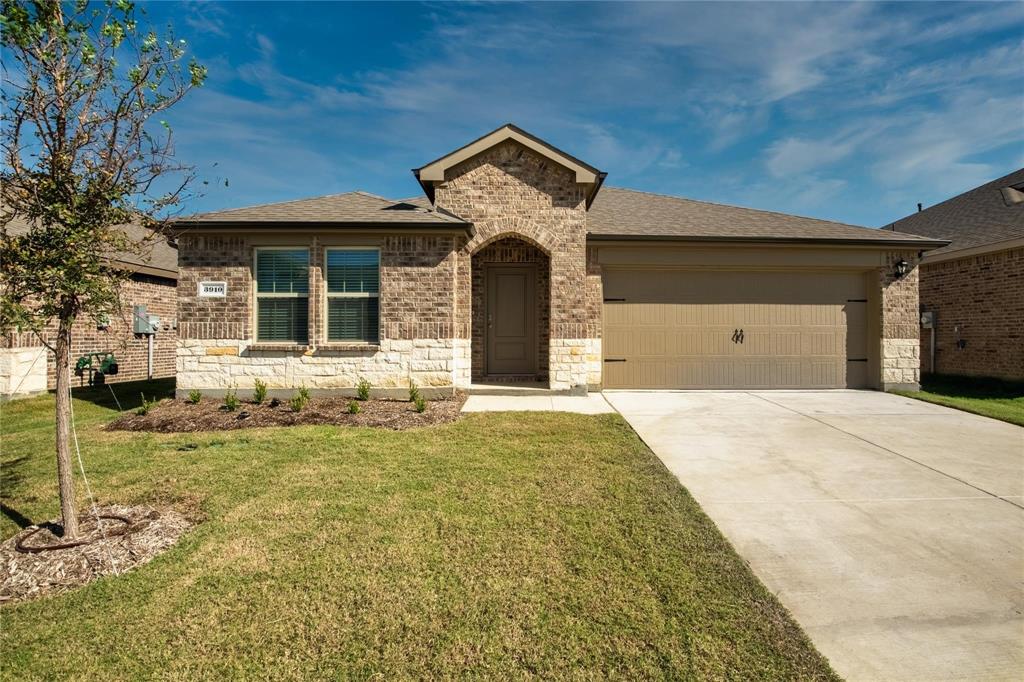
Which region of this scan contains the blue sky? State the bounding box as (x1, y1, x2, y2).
(143, 1, 1024, 227)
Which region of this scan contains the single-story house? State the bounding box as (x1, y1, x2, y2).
(172, 124, 944, 398)
(883, 168, 1024, 381)
(1, 217, 178, 400)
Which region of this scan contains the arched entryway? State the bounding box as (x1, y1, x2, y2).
(471, 236, 551, 383)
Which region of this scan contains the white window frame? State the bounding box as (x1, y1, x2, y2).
(323, 246, 380, 343)
(253, 246, 310, 343)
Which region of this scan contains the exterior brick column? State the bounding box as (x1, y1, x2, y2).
(879, 251, 922, 391)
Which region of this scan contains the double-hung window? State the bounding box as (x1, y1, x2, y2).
(325, 248, 379, 343)
(254, 248, 309, 343)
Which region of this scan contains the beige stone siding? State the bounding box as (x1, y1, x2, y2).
(0, 346, 48, 400)
(435, 139, 600, 392)
(2, 273, 177, 396)
(918, 246, 1024, 381)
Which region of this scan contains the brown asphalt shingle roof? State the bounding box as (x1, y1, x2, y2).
(586, 187, 942, 245)
(3, 214, 178, 278)
(882, 168, 1024, 257)
(178, 191, 468, 226)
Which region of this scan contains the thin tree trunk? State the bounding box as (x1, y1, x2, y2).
(54, 318, 79, 539)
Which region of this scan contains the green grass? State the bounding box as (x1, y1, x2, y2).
(1, 381, 837, 680)
(895, 374, 1024, 427)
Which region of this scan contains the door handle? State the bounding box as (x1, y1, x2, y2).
(738, 328, 744, 344)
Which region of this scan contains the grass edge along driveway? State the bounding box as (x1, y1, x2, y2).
(1, 382, 838, 680)
(894, 373, 1024, 427)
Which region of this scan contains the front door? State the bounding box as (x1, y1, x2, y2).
(486, 265, 537, 375)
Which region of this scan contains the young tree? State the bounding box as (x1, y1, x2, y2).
(1, 0, 206, 538)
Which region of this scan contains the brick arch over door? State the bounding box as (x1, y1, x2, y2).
(471, 237, 551, 381)
(467, 219, 558, 256)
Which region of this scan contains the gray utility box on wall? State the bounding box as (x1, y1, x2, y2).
(133, 304, 159, 334)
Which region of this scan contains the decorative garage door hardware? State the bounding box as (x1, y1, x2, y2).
(731, 329, 745, 344)
(603, 298, 626, 302)
(604, 358, 627, 363)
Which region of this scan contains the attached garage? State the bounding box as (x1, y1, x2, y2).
(602, 268, 871, 389)
(598, 250, 880, 391)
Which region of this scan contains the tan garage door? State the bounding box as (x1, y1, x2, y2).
(602, 269, 869, 389)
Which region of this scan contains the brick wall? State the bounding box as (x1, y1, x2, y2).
(3, 273, 177, 390)
(470, 237, 551, 380)
(434, 140, 597, 391)
(918, 246, 1023, 381)
(174, 232, 463, 394)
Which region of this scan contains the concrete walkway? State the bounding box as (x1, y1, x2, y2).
(462, 393, 614, 414)
(605, 390, 1024, 682)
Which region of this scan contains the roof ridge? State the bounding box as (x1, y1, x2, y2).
(605, 186, 867, 230)
(191, 191, 370, 218)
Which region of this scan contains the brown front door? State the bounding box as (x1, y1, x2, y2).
(486, 265, 537, 375)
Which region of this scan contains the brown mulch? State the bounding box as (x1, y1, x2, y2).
(1, 504, 194, 605)
(105, 393, 467, 433)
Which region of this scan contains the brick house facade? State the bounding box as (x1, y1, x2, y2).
(885, 168, 1024, 382)
(172, 124, 941, 397)
(1, 219, 178, 400)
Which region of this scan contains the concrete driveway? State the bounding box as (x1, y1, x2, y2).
(604, 390, 1024, 682)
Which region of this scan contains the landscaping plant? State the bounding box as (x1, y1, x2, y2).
(290, 387, 310, 413)
(135, 394, 158, 417)
(187, 389, 203, 405)
(0, 1, 206, 539)
(414, 395, 427, 413)
(347, 400, 361, 415)
(252, 379, 268, 405)
(408, 381, 421, 403)
(356, 378, 371, 401)
(222, 390, 240, 412)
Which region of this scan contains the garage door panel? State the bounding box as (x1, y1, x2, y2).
(603, 269, 869, 389)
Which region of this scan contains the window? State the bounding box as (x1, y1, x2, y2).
(254, 248, 309, 343)
(325, 248, 379, 342)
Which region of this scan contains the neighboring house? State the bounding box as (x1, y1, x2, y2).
(884, 168, 1024, 382)
(1, 217, 178, 399)
(173, 124, 943, 398)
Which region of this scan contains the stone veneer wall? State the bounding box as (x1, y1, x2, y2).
(434, 140, 600, 393)
(1, 273, 177, 399)
(918, 246, 1023, 381)
(470, 237, 550, 381)
(175, 233, 464, 396)
(879, 251, 922, 390)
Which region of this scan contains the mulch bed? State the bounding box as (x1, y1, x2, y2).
(105, 394, 467, 433)
(1, 504, 194, 605)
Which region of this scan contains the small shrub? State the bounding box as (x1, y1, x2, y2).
(408, 381, 421, 403)
(414, 395, 427, 413)
(347, 400, 361, 415)
(186, 389, 202, 405)
(136, 393, 158, 416)
(252, 379, 268, 405)
(290, 386, 310, 412)
(356, 378, 371, 401)
(222, 390, 240, 412)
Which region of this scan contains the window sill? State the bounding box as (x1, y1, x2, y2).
(248, 343, 310, 353)
(317, 342, 380, 353)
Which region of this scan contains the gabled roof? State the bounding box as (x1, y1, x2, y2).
(3, 214, 178, 279)
(174, 191, 471, 230)
(413, 123, 607, 208)
(586, 187, 945, 247)
(882, 168, 1024, 257)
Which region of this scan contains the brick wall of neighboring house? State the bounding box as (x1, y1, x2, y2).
(2, 273, 177, 394)
(435, 140, 598, 392)
(879, 250, 922, 390)
(175, 233, 463, 396)
(918, 246, 1024, 381)
(470, 237, 551, 381)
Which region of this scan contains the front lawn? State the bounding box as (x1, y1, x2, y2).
(1, 381, 836, 680)
(895, 373, 1024, 427)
